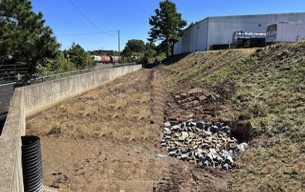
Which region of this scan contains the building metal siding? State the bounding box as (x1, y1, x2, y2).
(182, 28, 191, 53)
(266, 22, 305, 43)
(198, 19, 209, 51)
(174, 12, 305, 55)
(189, 25, 197, 52)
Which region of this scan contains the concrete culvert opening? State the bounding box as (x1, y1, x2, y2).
(160, 119, 251, 170)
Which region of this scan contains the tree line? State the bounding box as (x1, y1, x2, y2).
(0, 0, 186, 77)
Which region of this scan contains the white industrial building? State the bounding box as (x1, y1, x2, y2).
(173, 12, 305, 55)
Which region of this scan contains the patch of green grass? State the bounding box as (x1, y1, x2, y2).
(48, 122, 62, 135)
(228, 43, 305, 191)
(164, 50, 253, 85)
(196, 54, 257, 87)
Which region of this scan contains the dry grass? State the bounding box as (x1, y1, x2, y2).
(27, 70, 156, 143)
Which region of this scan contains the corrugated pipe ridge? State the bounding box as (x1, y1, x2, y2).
(21, 135, 43, 192)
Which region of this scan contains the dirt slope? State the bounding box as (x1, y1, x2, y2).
(27, 42, 305, 191)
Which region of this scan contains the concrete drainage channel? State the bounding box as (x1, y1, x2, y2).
(161, 119, 248, 170)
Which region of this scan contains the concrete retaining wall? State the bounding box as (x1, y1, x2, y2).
(24, 65, 142, 117)
(0, 89, 25, 192)
(0, 65, 142, 192)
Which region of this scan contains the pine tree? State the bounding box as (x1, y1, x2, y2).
(0, 0, 60, 73)
(122, 39, 146, 58)
(67, 42, 94, 69)
(148, 0, 186, 57)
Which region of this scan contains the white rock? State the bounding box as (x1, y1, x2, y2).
(178, 131, 189, 141)
(237, 142, 249, 152)
(164, 121, 171, 127)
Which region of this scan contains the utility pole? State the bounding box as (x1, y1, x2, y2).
(118, 30, 120, 54)
(118, 30, 120, 62)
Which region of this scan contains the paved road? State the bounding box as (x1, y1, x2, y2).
(0, 83, 15, 115)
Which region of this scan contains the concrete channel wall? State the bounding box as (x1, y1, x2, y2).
(0, 65, 142, 192)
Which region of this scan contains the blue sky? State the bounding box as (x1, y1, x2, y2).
(31, 0, 305, 51)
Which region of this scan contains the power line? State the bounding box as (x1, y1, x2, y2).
(67, 0, 116, 35)
(57, 31, 117, 37)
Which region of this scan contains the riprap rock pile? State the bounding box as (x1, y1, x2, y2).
(161, 119, 248, 170)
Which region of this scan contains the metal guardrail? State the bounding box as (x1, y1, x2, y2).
(0, 62, 138, 86)
(0, 77, 17, 85)
(31, 63, 137, 83)
(0, 82, 16, 87)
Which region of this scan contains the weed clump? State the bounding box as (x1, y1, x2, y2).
(48, 123, 62, 135)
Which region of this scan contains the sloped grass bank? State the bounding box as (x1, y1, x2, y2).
(197, 43, 305, 191)
(160, 42, 305, 191)
(163, 49, 256, 86)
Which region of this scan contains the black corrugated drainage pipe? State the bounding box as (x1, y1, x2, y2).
(21, 135, 43, 192)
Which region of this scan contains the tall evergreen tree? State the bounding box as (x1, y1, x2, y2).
(0, 0, 60, 73)
(122, 39, 146, 58)
(67, 42, 94, 69)
(148, 0, 186, 57)
(121, 39, 157, 63)
(125, 39, 146, 53)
